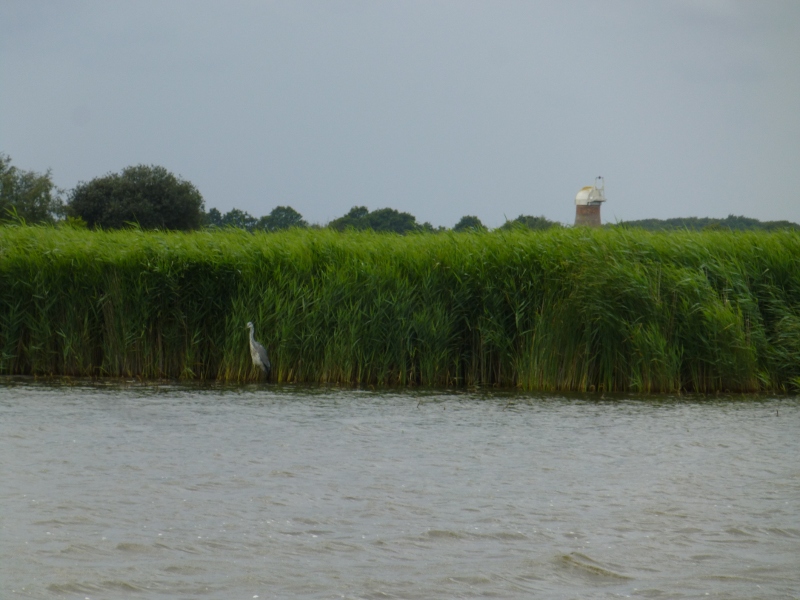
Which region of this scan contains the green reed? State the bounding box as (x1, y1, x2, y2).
(1, 225, 798, 392)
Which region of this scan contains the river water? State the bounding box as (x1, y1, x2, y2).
(1, 381, 798, 599)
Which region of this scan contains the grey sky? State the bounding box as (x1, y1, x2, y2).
(2, 0, 798, 227)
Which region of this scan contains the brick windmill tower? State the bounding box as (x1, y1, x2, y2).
(574, 176, 606, 227)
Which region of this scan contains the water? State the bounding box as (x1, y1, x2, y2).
(1, 381, 798, 599)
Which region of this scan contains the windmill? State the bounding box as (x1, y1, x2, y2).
(574, 176, 606, 227)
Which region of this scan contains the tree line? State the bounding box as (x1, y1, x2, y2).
(613, 216, 800, 232)
(0, 154, 562, 233)
(2, 153, 796, 233)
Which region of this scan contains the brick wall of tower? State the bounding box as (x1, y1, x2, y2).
(574, 204, 601, 227)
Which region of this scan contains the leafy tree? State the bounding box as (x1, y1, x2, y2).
(453, 215, 486, 232)
(328, 207, 368, 231)
(500, 214, 561, 231)
(346, 206, 369, 220)
(419, 221, 446, 233)
(0, 153, 64, 224)
(329, 206, 420, 234)
(256, 205, 308, 232)
(205, 207, 224, 227)
(67, 164, 204, 230)
(366, 207, 418, 233)
(220, 208, 257, 231)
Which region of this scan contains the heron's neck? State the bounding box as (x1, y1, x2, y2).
(249, 328, 256, 342)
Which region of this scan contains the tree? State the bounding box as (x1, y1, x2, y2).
(0, 153, 64, 224)
(419, 221, 446, 233)
(205, 207, 224, 227)
(328, 205, 369, 231)
(346, 206, 369, 220)
(220, 208, 257, 231)
(500, 215, 561, 231)
(453, 215, 486, 232)
(256, 205, 308, 232)
(67, 164, 204, 230)
(366, 208, 418, 233)
(329, 206, 420, 234)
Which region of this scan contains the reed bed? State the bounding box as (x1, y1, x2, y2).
(1, 225, 799, 392)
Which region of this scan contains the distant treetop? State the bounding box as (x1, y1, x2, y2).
(500, 215, 562, 231)
(611, 215, 800, 232)
(453, 215, 486, 232)
(0, 153, 64, 225)
(328, 206, 421, 234)
(67, 164, 204, 230)
(257, 205, 308, 232)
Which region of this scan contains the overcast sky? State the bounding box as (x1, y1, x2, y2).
(2, 1, 798, 227)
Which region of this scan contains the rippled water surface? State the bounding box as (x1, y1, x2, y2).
(1, 381, 798, 599)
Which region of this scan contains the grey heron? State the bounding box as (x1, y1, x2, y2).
(246, 321, 270, 375)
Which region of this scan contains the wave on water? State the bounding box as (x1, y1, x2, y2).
(115, 542, 158, 554)
(557, 552, 633, 582)
(59, 543, 107, 556)
(48, 579, 144, 594)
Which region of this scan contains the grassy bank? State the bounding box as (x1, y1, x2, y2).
(1, 225, 799, 392)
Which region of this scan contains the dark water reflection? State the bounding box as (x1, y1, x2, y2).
(1, 380, 798, 599)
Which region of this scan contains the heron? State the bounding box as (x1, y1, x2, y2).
(246, 321, 270, 375)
